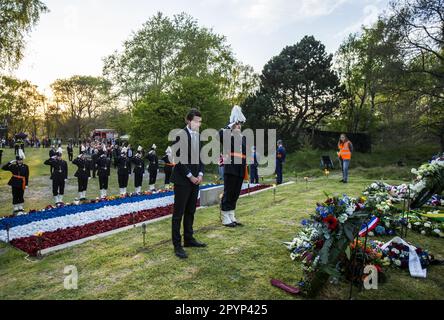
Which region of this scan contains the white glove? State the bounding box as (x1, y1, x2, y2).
(227, 122, 236, 129)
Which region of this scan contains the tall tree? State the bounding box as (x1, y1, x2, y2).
(387, 0, 444, 83)
(0, 0, 48, 70)
(103, 12, 235, 109)
(335, 21, 401, 133)
(130, 76, 229, 152)
(0, 76, 45, 135)
(51, 76, 113, 140)
(244, 36, 344, 142)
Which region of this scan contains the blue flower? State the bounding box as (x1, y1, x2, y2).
(375, 226, 386, 235)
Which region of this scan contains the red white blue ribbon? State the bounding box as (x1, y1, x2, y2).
(358, 216, 380, 237)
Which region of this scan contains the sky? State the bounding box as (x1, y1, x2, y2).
(12, 0, 390, 95)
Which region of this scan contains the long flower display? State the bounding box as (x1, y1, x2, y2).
(0, 183, 271, 256)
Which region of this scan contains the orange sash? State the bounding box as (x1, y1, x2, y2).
(13, 175, 26, 190)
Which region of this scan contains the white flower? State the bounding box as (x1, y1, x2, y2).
(421, 230, 426, 235)
(433, 229, 441, 234)
(394, 259, 402, 266)
(424, 223, 431, 228)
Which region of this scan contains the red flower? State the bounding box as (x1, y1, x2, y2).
(323, 215, 338, 231)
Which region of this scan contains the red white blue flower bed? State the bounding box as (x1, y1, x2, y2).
(0, 183, 271, 256)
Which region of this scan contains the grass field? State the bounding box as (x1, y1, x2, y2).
(0, 158, 443, 299)
(0, 145, 444, 299)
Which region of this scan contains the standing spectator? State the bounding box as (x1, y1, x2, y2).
(250, 146, 259, 184)
(276, 140, 286, 185)
(337, 134, 353, 184)
(67, 143, 74, 161)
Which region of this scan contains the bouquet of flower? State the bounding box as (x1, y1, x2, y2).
(410, 158, 444, 208)
(407, 213, 443, 237)
(370, 240, 433, 270)
(285, 195, 370, 297)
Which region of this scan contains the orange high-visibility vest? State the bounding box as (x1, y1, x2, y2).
(338, 141, 352, 160)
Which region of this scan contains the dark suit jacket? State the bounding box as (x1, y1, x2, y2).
(171, 127, 204, 186)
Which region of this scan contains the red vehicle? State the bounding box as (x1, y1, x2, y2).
(91, 129, 118, 140)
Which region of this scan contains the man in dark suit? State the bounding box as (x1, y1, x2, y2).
(170, 109, 207, 259)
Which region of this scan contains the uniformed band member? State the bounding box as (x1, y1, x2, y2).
(146, 144, 159, 191)
(72, 153, 91, 201)
(96, 152, 111, 199)
(171, 108, 207, 259)
(162, 146, 174, 188)
(48, 145, 56, 175)
(132, 149, 145, 195)
(117, 150, 131, 196)
(2, 156, 29, 215)
(219, 105, 248, 228)
(44, 152, 68, 205)
(276, 140, 286, 185)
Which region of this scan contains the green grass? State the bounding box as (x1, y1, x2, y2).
(0, 174, 443, 300)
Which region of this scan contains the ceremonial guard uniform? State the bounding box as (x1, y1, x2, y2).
(250, 146, 259, 184)
(2, 156, 29, 215)
(96, 153, 111, 199)
(219, 106, 248, 227)
(131, 151, 145, 194)
(146, 145, 159, 191)
(162, 146, 174, 188)
(117, 151, 131, 196)
(44, 152, 68, 205)
(72, 153, 91, 201)
(48, 146, 57, 175)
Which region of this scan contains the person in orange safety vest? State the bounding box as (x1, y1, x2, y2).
(337, 134, 353, 183)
